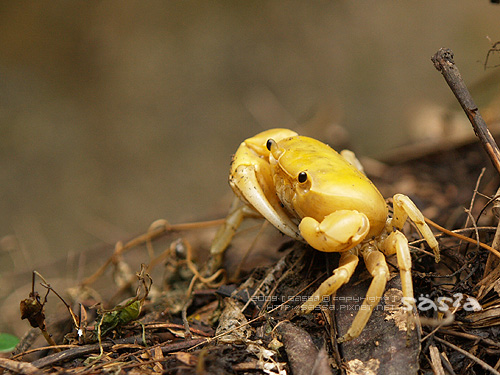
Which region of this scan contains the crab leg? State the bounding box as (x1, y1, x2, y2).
(380, 231, 414, 301)
(338, 246, 390, 342)
(207, 196, 253, 274)
(300, 250, 359, 312)
(340, 149, 365, 175)
(390, 194, 440, 262)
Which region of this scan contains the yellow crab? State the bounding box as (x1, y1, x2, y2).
(209, 128, 440, 342)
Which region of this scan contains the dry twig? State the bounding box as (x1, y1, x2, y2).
(432, 48, 500, 176)
(434, 336, 500, 375)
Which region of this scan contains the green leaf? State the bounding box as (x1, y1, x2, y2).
(0, 333, 19, 353)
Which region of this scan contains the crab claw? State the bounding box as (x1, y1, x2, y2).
(299, 210, 370, 252)
(229, 130, 302, 241)
(230, 163, 301, 240)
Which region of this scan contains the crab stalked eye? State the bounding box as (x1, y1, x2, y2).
(266, 139, 274, 151)
(298, 171, 308, 183)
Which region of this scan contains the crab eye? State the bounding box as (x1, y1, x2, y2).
(298, 171, 308, 183)
(266, 139, 274, 151)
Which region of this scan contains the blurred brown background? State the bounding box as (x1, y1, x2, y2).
(1, 1, 500, 335)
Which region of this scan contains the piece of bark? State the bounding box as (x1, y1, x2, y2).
(336, 275, 420, 375)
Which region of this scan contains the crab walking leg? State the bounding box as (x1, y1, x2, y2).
(380, 231, 414, 301)
(206, 196, 249, 274)
(390, 194, 440, 262)
(300, 250, 359, 312)
(340, 149, 365, 175)
(338, 247, 390, 342)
